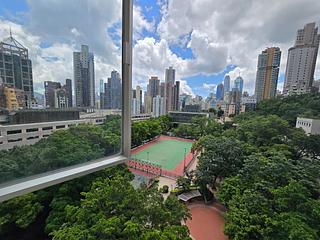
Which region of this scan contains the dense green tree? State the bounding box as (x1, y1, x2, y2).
(256, 93, 320, 126)
(174, 116, 223, 139)
(52, 169, 190, 240)
(158, 115, 173, 133)
(131, 118, 165, 146)
(217, 108, 224, 118)
(234, 115, 292, 147)
(217, 153, 320, 239)
(196, 136, 245, 188)
(176, 176, 191, 192)
(295, 134, 320, 160)
(0, 117, 122, 184)
(0, 193, 43, 230)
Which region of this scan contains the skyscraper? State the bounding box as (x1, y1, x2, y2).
(104, 70, 121, 109)
(65, 79, 73, 107)
(99, 79, 104, 109)
(164, 66, 175, 112)
(131, 89, 138, 115)
(283, 22, 320, 95)
(173, 81, 180, 111)
(216, 83, 224, 100)
(255, 47, 281, 102)
(54, 88, 68, 108)
(234, 76, 244, 95)
(73, 45, 95, 107)
(44, 79, 72, 108)
(44, 81, 61, 108)
(0, 33, 33, 104)
(152, 95, 165, 117)
(144, 91, 152, 114)
(136, 85, 142, 114)
(223, 75, 230, 93)
(148, 76, 160, 98)
(160, 82, 165, 97)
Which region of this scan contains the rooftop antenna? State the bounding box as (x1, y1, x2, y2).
(9, 27, 12, 38)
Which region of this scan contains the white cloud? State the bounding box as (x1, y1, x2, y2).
(133, 5, 155, 40)
(0, 1, 155, 95)
(202, 83, 216, 91)
(225, 67, 256, 94)
(179, 80, 194, 96)
(0, 19, 119, 95)
(70, 28, 80, 37)
(2, 0, 320, 98)
(157, 0, 320, 94)
(132, 37, 188, 86)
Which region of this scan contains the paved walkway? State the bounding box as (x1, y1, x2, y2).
(186, 154, 198, 172)
(158, 176, 176, 199)
(186, 202, 228, 240)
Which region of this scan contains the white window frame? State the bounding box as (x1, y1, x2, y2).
(0, 0, 132, 203)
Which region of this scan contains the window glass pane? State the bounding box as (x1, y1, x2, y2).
(0, 1, 122, 185)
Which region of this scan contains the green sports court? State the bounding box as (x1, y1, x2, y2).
(131, 136, 193, 170)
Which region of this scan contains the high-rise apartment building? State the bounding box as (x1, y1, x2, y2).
(216, 83, 224, 100)
(160, 82, 165, 97)
(136, 85, 142, 114)
(147, 76, 160, 110)
(73, 45, 95, 107)
(173, 81, 180, 111)
(44, 79, 72, 108)
(99, 79, 104, 109)
(0, 33, 33, 105)
(283, 22, 320, 95)
(131, 89, 138, 115)
(144, 92, 152, 114)
(104, 70, 121, 109)
(148, 76, 160, 98)
(65, 79, 73, 107)
(54, 88, 68, 108)
(234, 76, 244, 95)
(255, 47, 281, 102)
(0, 83, 25, 110)
(44, 81, 61, 108)
(152, 95, 165, 117)
(223, 75, 230, 93)
(164, 66, 175, 112)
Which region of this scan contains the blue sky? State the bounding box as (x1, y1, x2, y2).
(1, 0, 313, 97)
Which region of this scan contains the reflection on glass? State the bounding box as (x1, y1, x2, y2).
(0, 1, 122, 185)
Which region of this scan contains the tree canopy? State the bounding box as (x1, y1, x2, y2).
(193, 93, 320, 239)
(52, 169, 191, 240)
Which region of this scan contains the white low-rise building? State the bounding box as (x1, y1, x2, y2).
(0, 117, 106, 150)
(296, 117, 320, 135)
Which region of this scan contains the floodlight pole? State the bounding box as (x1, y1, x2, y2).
(183, 147, 187, 174)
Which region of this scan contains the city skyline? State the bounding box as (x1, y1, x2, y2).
(0, 1, 319, 98)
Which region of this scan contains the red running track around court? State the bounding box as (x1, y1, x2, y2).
(186, 203, 228, 240)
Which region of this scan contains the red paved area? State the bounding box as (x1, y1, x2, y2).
(186, 203, 228, 240)
(129, 167, 158, 178)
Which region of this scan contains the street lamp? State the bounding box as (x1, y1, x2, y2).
(183, 148, 187, 174)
